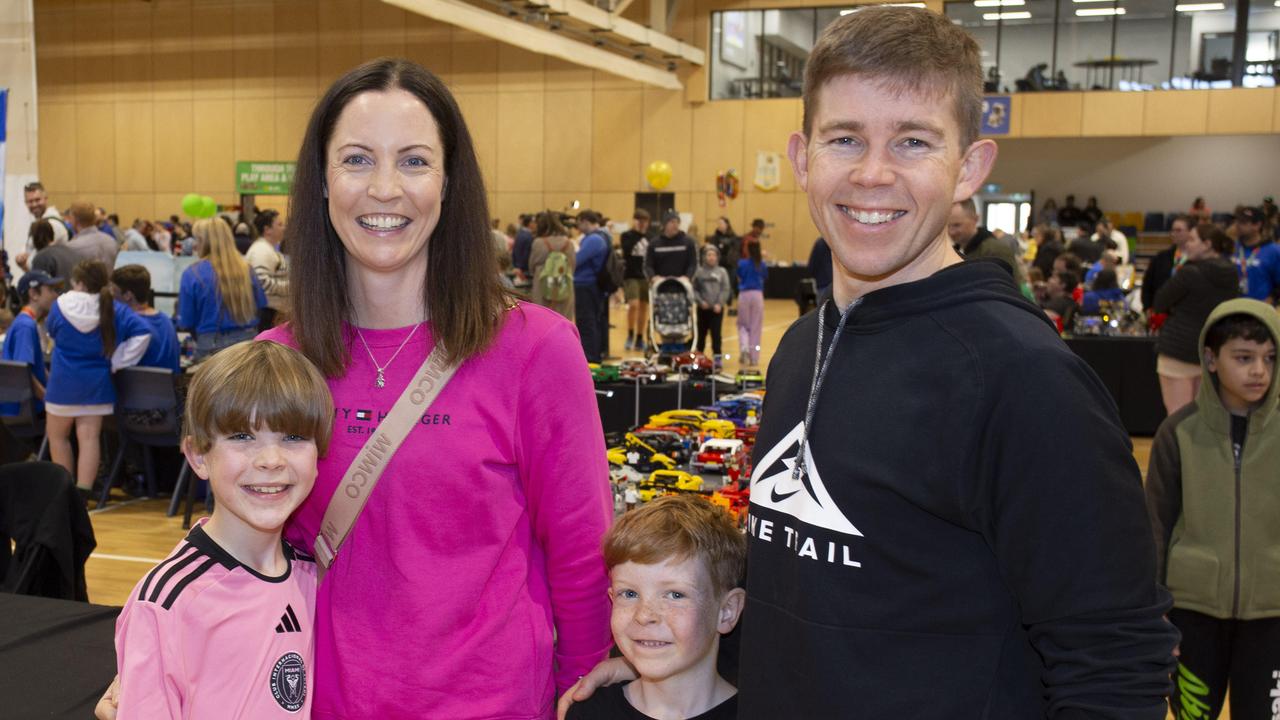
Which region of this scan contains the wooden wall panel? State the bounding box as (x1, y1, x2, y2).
(39, 102, 79, 195)
(35, 4, 75, 103)
(274, 97, 314, 162)
(274, 0, 318, 98)
(742, 99, 799, 193)
(191, 0, 236, 99)
(641, 88, 693, 192)
(154, 100, 195, 192)
(543, 58, 594, 91)
(1143, 90, 1208, 136)
(154, 192, 190, 220)
(193, 99, 235, 193)
(74, 0, 115, 103)
(1019, 94, 1083, 138)
(498, 45, 545, 93)
(317, 1, 364, 88)
(593, 70, 642, 92)
(744, 191, 795, 263)
(234, 99, 278, 165)
(233, 0, 275, 100)
(492, 192, 543, 229)
(543, 90, 593, 192)
(496, 92, 545, 192)
(151, 0, 193, 101)
(590, 193, 636, 225)
(115, 193, 156, 226)
(115, 102, 155, 193)
(592, 89, 644, 192)
(691, 100, 744, 195)
(76, 102, 116, 192)
(455, 93, 499, 190)
(543, 191, 590, 214)
(361, 0, 408, 60)
(112, 1, 153, 103)
(1274, 90, 1280, 133)
(405, 15, 453, 83)
(451, 30, 499, 94)
(1081, 93, 1144, 137)
(1207, 88, 1274, 135)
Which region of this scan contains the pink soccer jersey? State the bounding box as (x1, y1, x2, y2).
(115, 520, 317, 719)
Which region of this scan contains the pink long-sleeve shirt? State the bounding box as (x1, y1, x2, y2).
(262, 302, 612, 719)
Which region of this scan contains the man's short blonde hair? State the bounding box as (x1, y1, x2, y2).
(604, 495, 746, 596)
(184, 341, 334, 455)
(802, 6, 984, 149)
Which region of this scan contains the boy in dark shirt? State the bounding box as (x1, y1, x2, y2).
(568, 495, 744, 720)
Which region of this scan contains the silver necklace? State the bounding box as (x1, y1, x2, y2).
(354, 323, 422, 389)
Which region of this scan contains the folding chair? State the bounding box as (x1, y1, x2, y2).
(0, 461, 96, 600)
(101, 367, 196, 524)
(0, 360, 49, 461)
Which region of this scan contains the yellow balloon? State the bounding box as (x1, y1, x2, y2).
(646, 161, 673, 190)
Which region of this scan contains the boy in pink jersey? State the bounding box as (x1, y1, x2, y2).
(114, 340, 333, 719)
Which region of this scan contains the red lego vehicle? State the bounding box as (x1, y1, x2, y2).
(672, 351, 714, 377)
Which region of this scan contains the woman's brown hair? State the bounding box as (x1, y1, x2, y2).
(286, 58, 511, 377)
(192, 218, 258, 325)
(71, 260, 116, 356)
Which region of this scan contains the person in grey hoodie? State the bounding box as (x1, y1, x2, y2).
(693, 244, 731, 364)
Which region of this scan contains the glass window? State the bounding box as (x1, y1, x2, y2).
(709, 7, 855, 100)
(946, 3, 1002, 87)
(1114, 0, 1175, 89)
(1245, 2, 1278, 87)
(995, 0, 1061, 91)
(1056, 1, 1122, 90)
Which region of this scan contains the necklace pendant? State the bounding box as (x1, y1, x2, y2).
(375, 370, 386, 388)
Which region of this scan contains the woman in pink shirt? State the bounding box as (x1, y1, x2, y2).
(262, 59, 613, 719)
(101, 59, 613, 720)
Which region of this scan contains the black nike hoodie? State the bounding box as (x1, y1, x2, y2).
(738, 259, 1177, 719)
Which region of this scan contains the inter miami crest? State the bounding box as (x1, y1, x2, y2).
(270, 652, 307, 712)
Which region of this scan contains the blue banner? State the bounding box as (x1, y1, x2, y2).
(981, 95, 1011, 136)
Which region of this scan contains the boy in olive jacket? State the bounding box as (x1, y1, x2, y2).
(1146, 297, 1280, 720)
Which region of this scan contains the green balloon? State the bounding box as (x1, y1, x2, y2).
(200, 196, 218, 218)
(181, 193, 203, 217)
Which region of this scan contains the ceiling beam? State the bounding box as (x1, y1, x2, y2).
(384, 0, 684, 90)
(612, 0, 637, 15)
(525, 0, 704, 64)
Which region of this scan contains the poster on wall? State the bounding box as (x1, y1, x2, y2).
(754, 151, 781, 192)
(981, 96, 1011, 136)
(720, 12, 749, 69)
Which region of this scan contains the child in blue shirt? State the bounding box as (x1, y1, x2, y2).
(1, 270, 61, 417)
(112, 264, 181, 373)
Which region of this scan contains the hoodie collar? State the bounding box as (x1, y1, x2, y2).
(1195, 297, 1280, 434)
(56, 291, 104, 334)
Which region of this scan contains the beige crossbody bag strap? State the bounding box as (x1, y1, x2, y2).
(313, 345, 457, 580)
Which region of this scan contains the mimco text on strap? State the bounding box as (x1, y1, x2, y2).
(314, 345, 458, 580)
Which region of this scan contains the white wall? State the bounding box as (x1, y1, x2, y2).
(989, 135, 1280, 214)
(2, 0, 39, 275)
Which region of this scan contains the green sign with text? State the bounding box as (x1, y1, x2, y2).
(236, 161, 296, 195)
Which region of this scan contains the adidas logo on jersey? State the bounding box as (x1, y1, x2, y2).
(275, 604, 302, 634)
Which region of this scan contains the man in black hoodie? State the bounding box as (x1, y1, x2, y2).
(561, 8, 1177, 720)
(742, 7, 1176, 719)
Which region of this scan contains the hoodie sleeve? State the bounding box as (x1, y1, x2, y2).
(1144, 411, 1185, 585)
(1151, 263, 1193, 314)
(716, 267, 732, 305)
(685, 238, 698, 279)
(979, 348, 1177, 718)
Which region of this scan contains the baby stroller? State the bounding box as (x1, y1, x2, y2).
(649, 277, 697, 362)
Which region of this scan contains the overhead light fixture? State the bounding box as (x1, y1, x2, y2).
(1175, 2, 1225, 9)
(974, 0, 1025, 7)
(983, 10, 1032, 18)
(1075, 7, 1125, 14)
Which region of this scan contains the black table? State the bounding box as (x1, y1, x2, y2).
(763, 265, 808, 299)
(0, 593, 119, 718)
(1064, 336, 1166, 435)
(596, 379, 738, 437)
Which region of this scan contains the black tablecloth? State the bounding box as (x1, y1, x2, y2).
(1065, 336, 1166, 436)
(0, 593, 119, 718)
(596, 379, 737, 437)
(763, 265, 808, 299)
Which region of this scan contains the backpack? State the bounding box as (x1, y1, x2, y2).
(597, 236, 625, 295)
(537, 238, 573, 303)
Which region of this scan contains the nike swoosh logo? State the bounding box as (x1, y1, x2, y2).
(770, 488, 800, 503)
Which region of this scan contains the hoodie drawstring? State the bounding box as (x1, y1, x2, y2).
(793, 297, 863, 483)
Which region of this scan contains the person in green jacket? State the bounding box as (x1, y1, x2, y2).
(1146, 297, 1280, 720)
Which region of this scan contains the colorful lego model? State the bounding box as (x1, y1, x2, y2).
(629, 427, 690, 464)
(692, 437, 747, 474)
(618, 359, 669, 384)
(637, 469, 704, 502)
(589, 363, 621, 383)
(735, 368, 765, 389)
(672, 351, 715, 377)
(606, 433, 677, 473)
